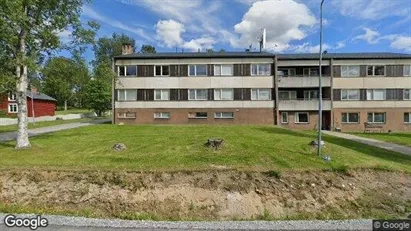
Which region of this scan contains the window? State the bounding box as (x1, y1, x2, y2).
(279, 91, 297, 100)
(278, 68, 296, 77)
(341, 65, 360, 77)
(342, 113, 360, 123)
(155, 65, 170, 76)
(404, 89, 411, 100)
(118, 66, 125, 76)
(189, 64, 207, 76)
(118, 89, 137, 101)
(8, 93, 16, 101)
(404, 65, 411, 76)
(214, 89, 233, 100)
(188, 89, 208, 100)
(118, 112, 136, 118)
(281, 112, 288, 124)
(295, 112, 309, 124)
(214, 64, 233, 76)
(154, 89, 170, 100)
(188, 112, 207, 119)
(367, 112, 386, 123)
(367, 65, 385, 76)
(251, 64, 271, 76)
(251, 88, 271, 100)
(214, 112, 234, 119)
(125, 65, 137, 76)
(367, 89, 386, 100)
(303, 68, 319, 77)
(8, 103, 18, 113)
(404, 113, 411, 123)
(154, 112, 170, 119)
(304, 90, 319, 100)
(341, 89, 360, 100)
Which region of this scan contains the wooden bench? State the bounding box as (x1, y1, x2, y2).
(364, 122, 384, 133)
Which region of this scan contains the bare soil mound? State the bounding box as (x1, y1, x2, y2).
(0, 169, 410, 220)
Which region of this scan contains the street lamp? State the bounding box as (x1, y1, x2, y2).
(317, 0, 325, 157)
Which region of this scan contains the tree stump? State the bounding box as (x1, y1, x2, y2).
(205, 139, 224, 151)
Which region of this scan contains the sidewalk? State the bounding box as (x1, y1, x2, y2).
(323, 131, 411, 156)
(0, 118, 111, 142)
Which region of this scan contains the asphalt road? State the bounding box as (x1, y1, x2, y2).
(0, 213, 373, 230)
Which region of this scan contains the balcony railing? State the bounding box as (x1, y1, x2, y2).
(278, 76, 331, 87)
(278, 98, 332, 111)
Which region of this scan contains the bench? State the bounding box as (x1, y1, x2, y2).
(364, 122, 384, 133)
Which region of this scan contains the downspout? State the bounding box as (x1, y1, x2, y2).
(330, 58, 334, 131)
(112, 57, 115, 125)
(274, 55, 279, 125)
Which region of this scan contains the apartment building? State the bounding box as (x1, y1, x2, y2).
(113, 45, 411, 132)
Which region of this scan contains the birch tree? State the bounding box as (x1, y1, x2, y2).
(0, 0, 98, 148)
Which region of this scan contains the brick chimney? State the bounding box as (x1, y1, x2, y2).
(121, 42, 133, 55)
(31, 87, 37, 94)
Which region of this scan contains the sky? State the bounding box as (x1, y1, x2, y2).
(59, 0, 411, 61)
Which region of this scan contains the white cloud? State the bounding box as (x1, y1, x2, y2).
(353, 28, 380, 44)
(58, 29, 72, 44)
(332, 0, 411, 20)
(290, 42, 331, 53)
(155, 20, 185, 47)
(231, 0, 317, 52)
(182, 37, 216, 51)
(82, 5, 152, 41)
(389, 35, 411, 52)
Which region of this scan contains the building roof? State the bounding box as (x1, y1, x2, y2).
(115, 52, 274, 59)
(115, 52, 411, 60)
(27, 91, 57, 101)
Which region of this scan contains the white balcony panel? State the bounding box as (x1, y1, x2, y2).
(279, 100, 331, 111)
(333, 101, 411, 108)
(278, 77, 331, 88)
(115, 100, 275, 109)
(334, 77, 411, 89)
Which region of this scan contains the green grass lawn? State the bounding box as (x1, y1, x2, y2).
(0, 125, 410, 172)
(350, 132, 411, 147)
(0, 118, 94, 133)
(55, 108, 91, 115)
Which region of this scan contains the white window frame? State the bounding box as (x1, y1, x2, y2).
(154, 112, 170, 119)
(8, 103, 18, 113)
(154, 89, 170, 101)
(117, 89, 137, 101)
(8, 93, 17, 101)
(341, 112, 360, 124)
(251, 64, 271, 76)
(278, 68, 296, 77)
(214, 64, 233, 76)
(214, 112, 234, 119)
(188, 64, 207, 76)
(404, 65, 411, 77)
(214, 89, 233, 100)
(118, 66, 126, 76)
(367, 65, 385, 76)
(188, 89, 208, 100)
(367, 112, 386, 124)
(281, 112, 288, 124)
(303, 90, 319, 100)
(154, 65, 170, 77)
(251, 88, 271, 100)
(366, 89, 386, 100)
(341, 65, 360, 77)
(404, 89, 411, 100)
(279, 91, 297, 100)
(303, 67, 320, 77)
(118, 112, 136, 119)
(341, 89, 360, 100)
(295, 112, 309, 124)
(188, 112, 208, 119)
(404, 112, 411, 124)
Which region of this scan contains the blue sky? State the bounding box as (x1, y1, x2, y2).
(60, 0, 411, 60)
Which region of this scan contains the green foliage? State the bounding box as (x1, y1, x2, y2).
(84, 78, 111, 116)
(140, 44, 156, 54)
(93, 33, 136, 66)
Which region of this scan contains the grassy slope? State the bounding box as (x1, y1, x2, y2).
(351, 132, 411, 147)
(0, 118, 94, 133)
(0, 125, 410, 172)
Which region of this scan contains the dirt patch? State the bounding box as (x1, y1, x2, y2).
(0, 169, 410, 220)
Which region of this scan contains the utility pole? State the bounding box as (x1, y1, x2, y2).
(317, 0, 325, 157)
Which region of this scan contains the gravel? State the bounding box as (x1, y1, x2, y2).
(0, 213, 372, 230)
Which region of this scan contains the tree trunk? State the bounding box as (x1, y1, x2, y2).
(64, 100, 67, 111)
(16, 64, 31, 149)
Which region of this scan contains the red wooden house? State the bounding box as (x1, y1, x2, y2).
(0, 89, 56, 118)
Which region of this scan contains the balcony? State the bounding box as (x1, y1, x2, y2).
(278, 98, 331, 111)
(278, 75, 331, 88)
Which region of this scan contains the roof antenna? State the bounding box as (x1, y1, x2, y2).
(258, 28, 266, 53)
